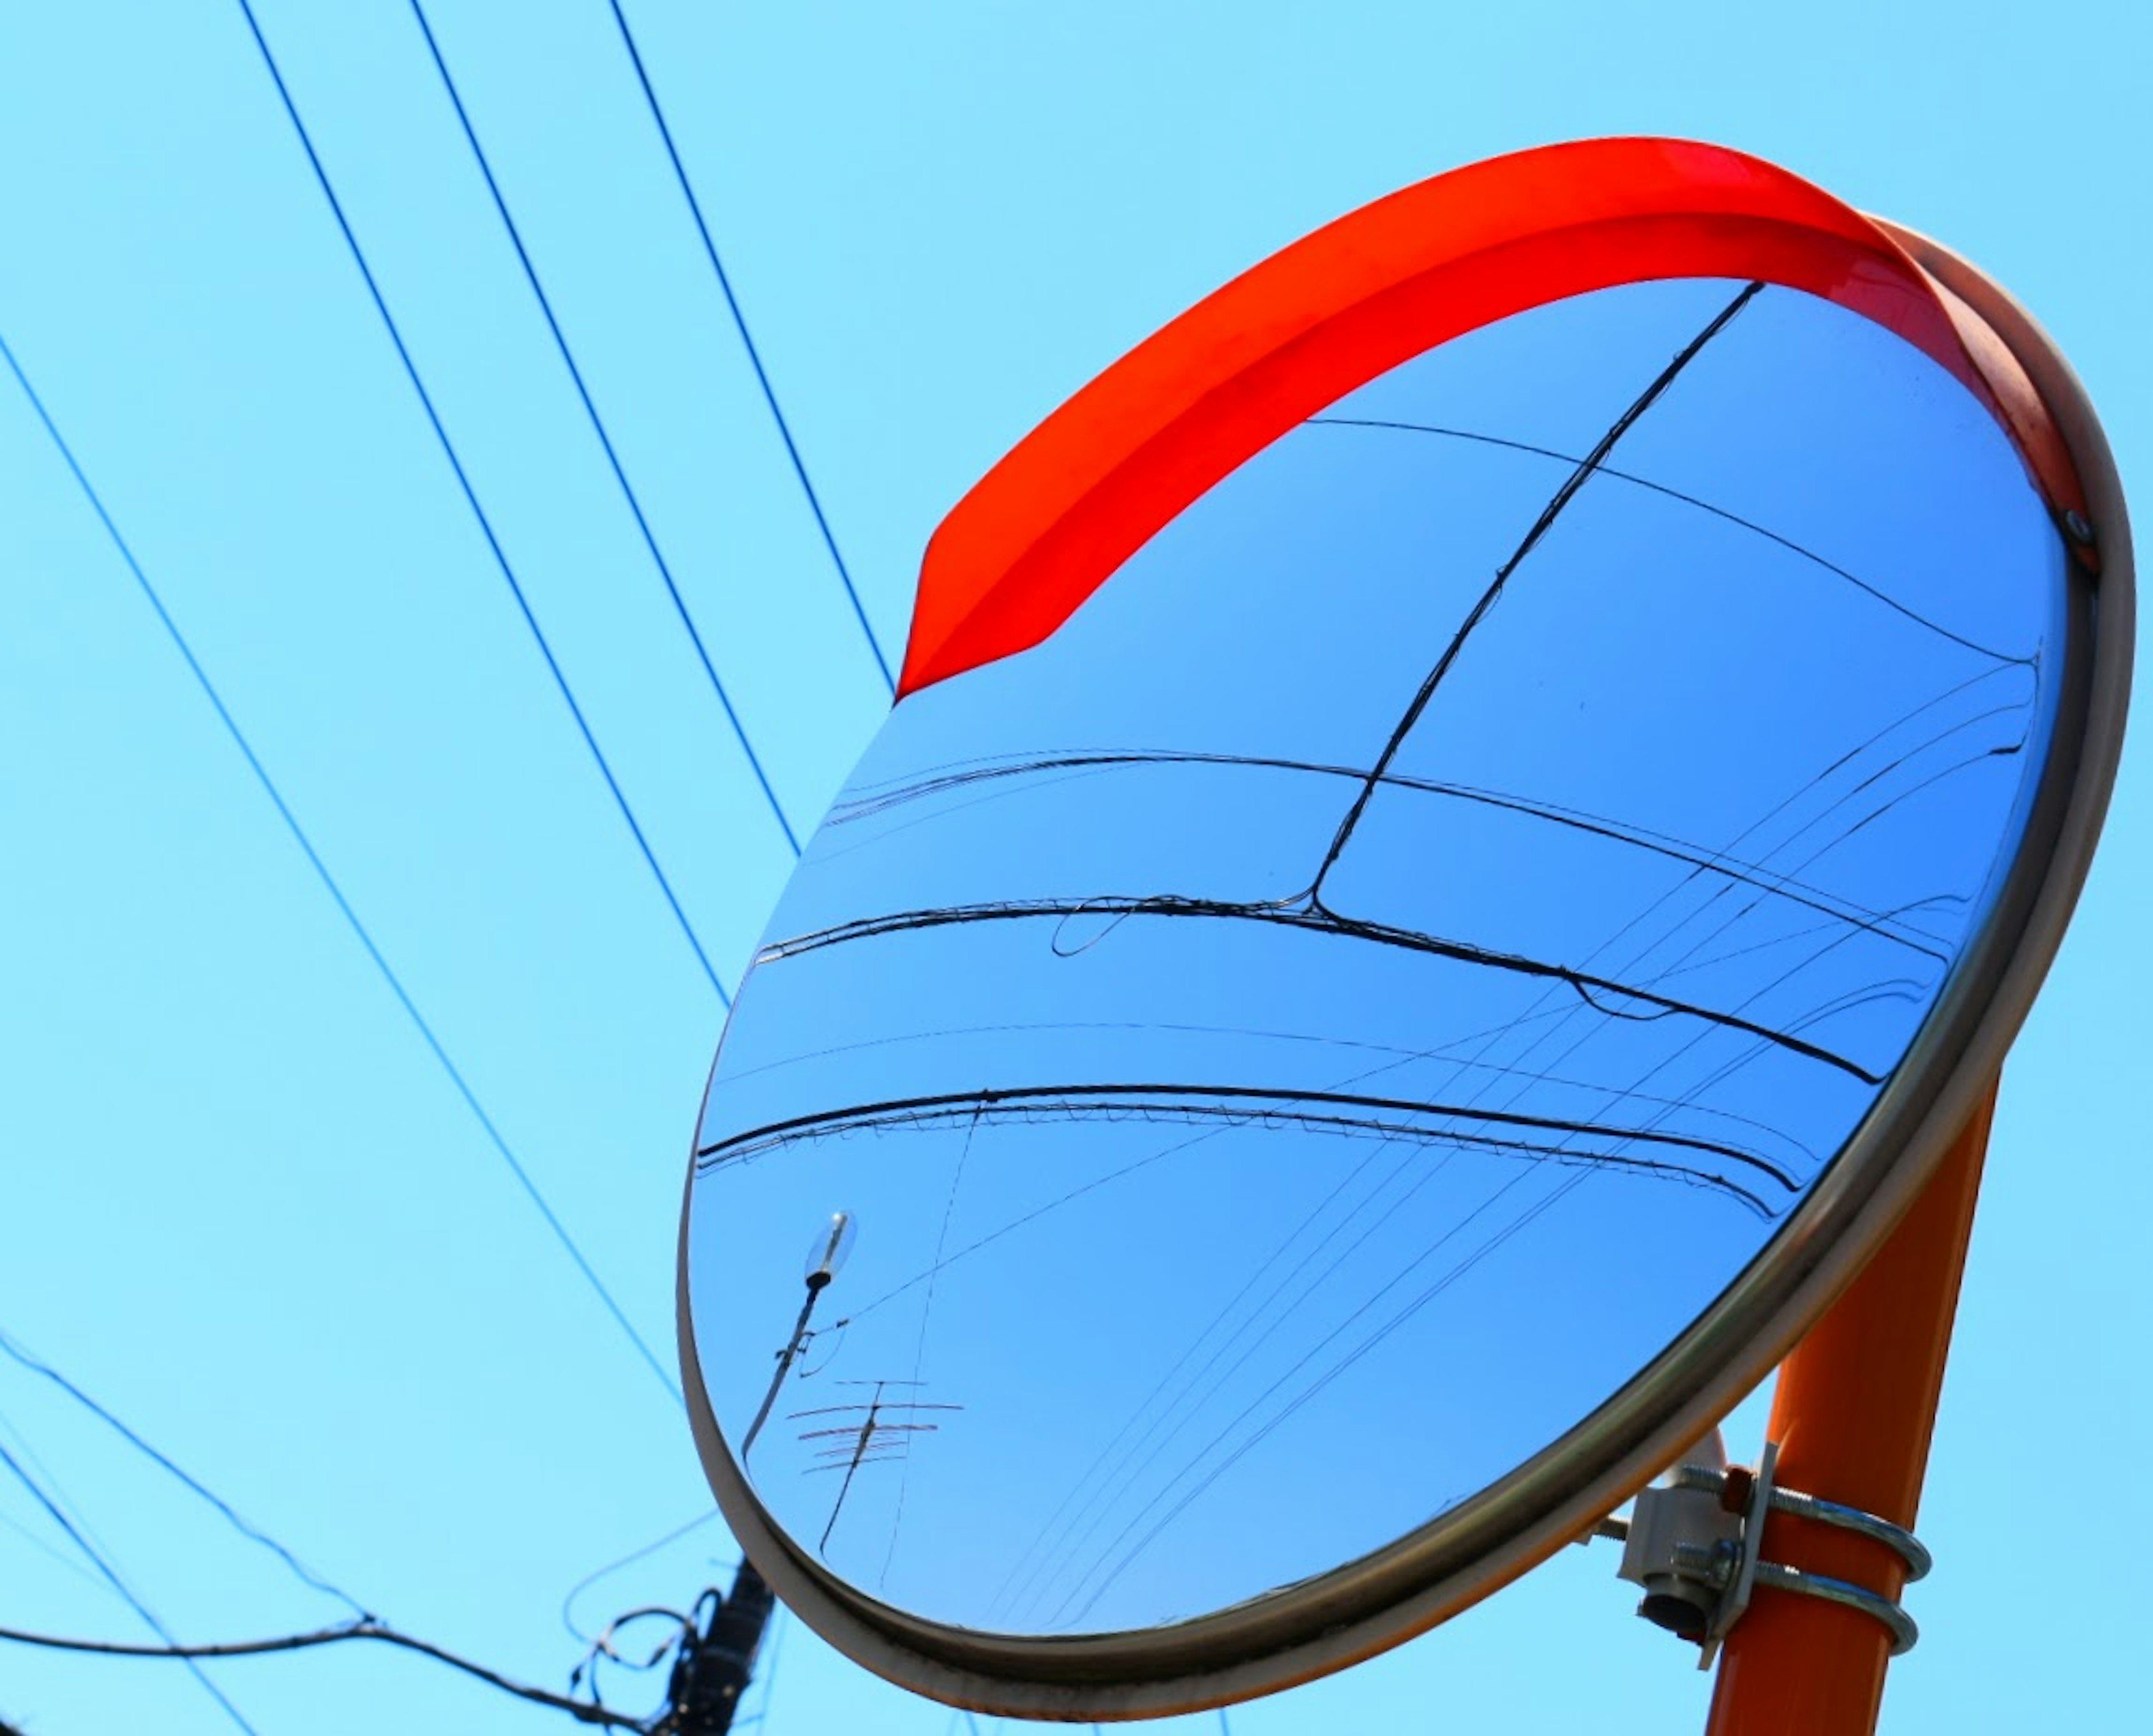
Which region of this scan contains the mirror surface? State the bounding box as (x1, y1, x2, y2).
(687, 277, 2066, 1638)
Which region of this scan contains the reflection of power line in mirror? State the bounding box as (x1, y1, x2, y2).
(757, 896, 1885, 1084)
(1303, 417, 2038, 665)
(792, 1382, 965, 1556)
(829, 750, 1961, 959)
(1306, 281, 1766, 897)
(699, 1081, 1795, 1212)
(1048, 1166, 1591, 1628)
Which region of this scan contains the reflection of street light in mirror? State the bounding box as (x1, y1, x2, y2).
(742, 1212, 856, 1463)
(804, 1210, 855, 1290)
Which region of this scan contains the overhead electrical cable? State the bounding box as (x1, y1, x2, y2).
(560, 1513, 726, 1646)
(230, 0, 733, 1003)
(1, 1494, 109, 1588)
(0, 1328, 366, 1620)
(405, 0, 800, 855)
(0, 1431, 259, 1735)
(602, 0, 894, 696)
(0, 1410, 121, 1583)
(0, 326, 680, 1408)
(0, 1618, 649, 1730)
(0, 1329, 691, 1723)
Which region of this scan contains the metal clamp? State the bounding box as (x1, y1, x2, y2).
(1607, 1434, 1928, 1664)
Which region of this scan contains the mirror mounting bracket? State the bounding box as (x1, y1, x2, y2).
(1602, 1435, 1929, 1664)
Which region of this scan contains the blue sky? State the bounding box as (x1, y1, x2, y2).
(0, 2, 2143, 1733)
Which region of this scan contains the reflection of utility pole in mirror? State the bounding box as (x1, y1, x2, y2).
(793, 1379, 965, 1556)
(740, 1211, 857, 1464)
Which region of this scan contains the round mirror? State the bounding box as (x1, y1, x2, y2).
(678, 140, 2129, 1718)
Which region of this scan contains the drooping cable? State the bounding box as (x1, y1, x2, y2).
(405, 0, 800, 855)
(570, 1604, 695, 1719)
(602, 0, 894, 696)
(0, 1326, 695, 1723)
(230, 0, 734, 1003)
(0, 1617, 650, 1730)
(0, 1431, 259, 1735)
(0, 326, 681, 1408)
(0, 1327, 367, 1619)
(561, 1513, 726, 1645)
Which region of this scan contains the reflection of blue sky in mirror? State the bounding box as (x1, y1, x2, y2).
(687, 279, 2064, 1636)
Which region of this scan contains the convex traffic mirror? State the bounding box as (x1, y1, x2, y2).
(679, 137, 2130, 1720)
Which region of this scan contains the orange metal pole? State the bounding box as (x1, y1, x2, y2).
(1704, 1079, 1998, 1736)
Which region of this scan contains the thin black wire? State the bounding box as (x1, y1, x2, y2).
(1482, 696, 2030, 1129)
(709, 1013, 1822, 1166)
(1309, 280, 1766, 892)
(1064, 1168, 1583, 1626)
(231, 0, 732, 1005)
(0, 1617, 647, 1730)
(1306, 417, 2033, 666)
(698, 1081, 1793, 1202)
(405, 0, 800, 856)
(881, 1110, 978, 1587)
(825, 748, 1952, 957)
(1419, 673, 2030, 1146)
(745, 892, 1881, 1084)
(570, 1607, 694, 1716)
(0, 1432, 259, 1735)
(0, 1327, 367, 1620)
(0, 1489, 107, 1587)
(0, 326, 681, 1408)
(601, 0, 894, 696)
(561, 1515, 726, 1646)
(987, 1125, 1454, 1624)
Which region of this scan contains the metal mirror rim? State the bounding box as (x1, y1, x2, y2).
(677, 225, 2133, 1720)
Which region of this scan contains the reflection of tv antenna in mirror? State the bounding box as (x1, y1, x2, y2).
(741, 1211, 857, 1463)
(792, 1379, 965, 1555)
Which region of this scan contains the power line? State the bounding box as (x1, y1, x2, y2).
(0, 1411, 120, 1591)
(0, 1328, 366, 1620)
(1, 1492, 108, 1590)
(602, 0, 894, 696)
(230, 0, 733, 1004)
(0, 1430, 258, 1735)
(0, 325, 680, 1407)
(562, 1513, 726, 1645)
(404, 0, 801, 857)
(0, 1617, 648, 1730)
(0, 1329, 706, 1724)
